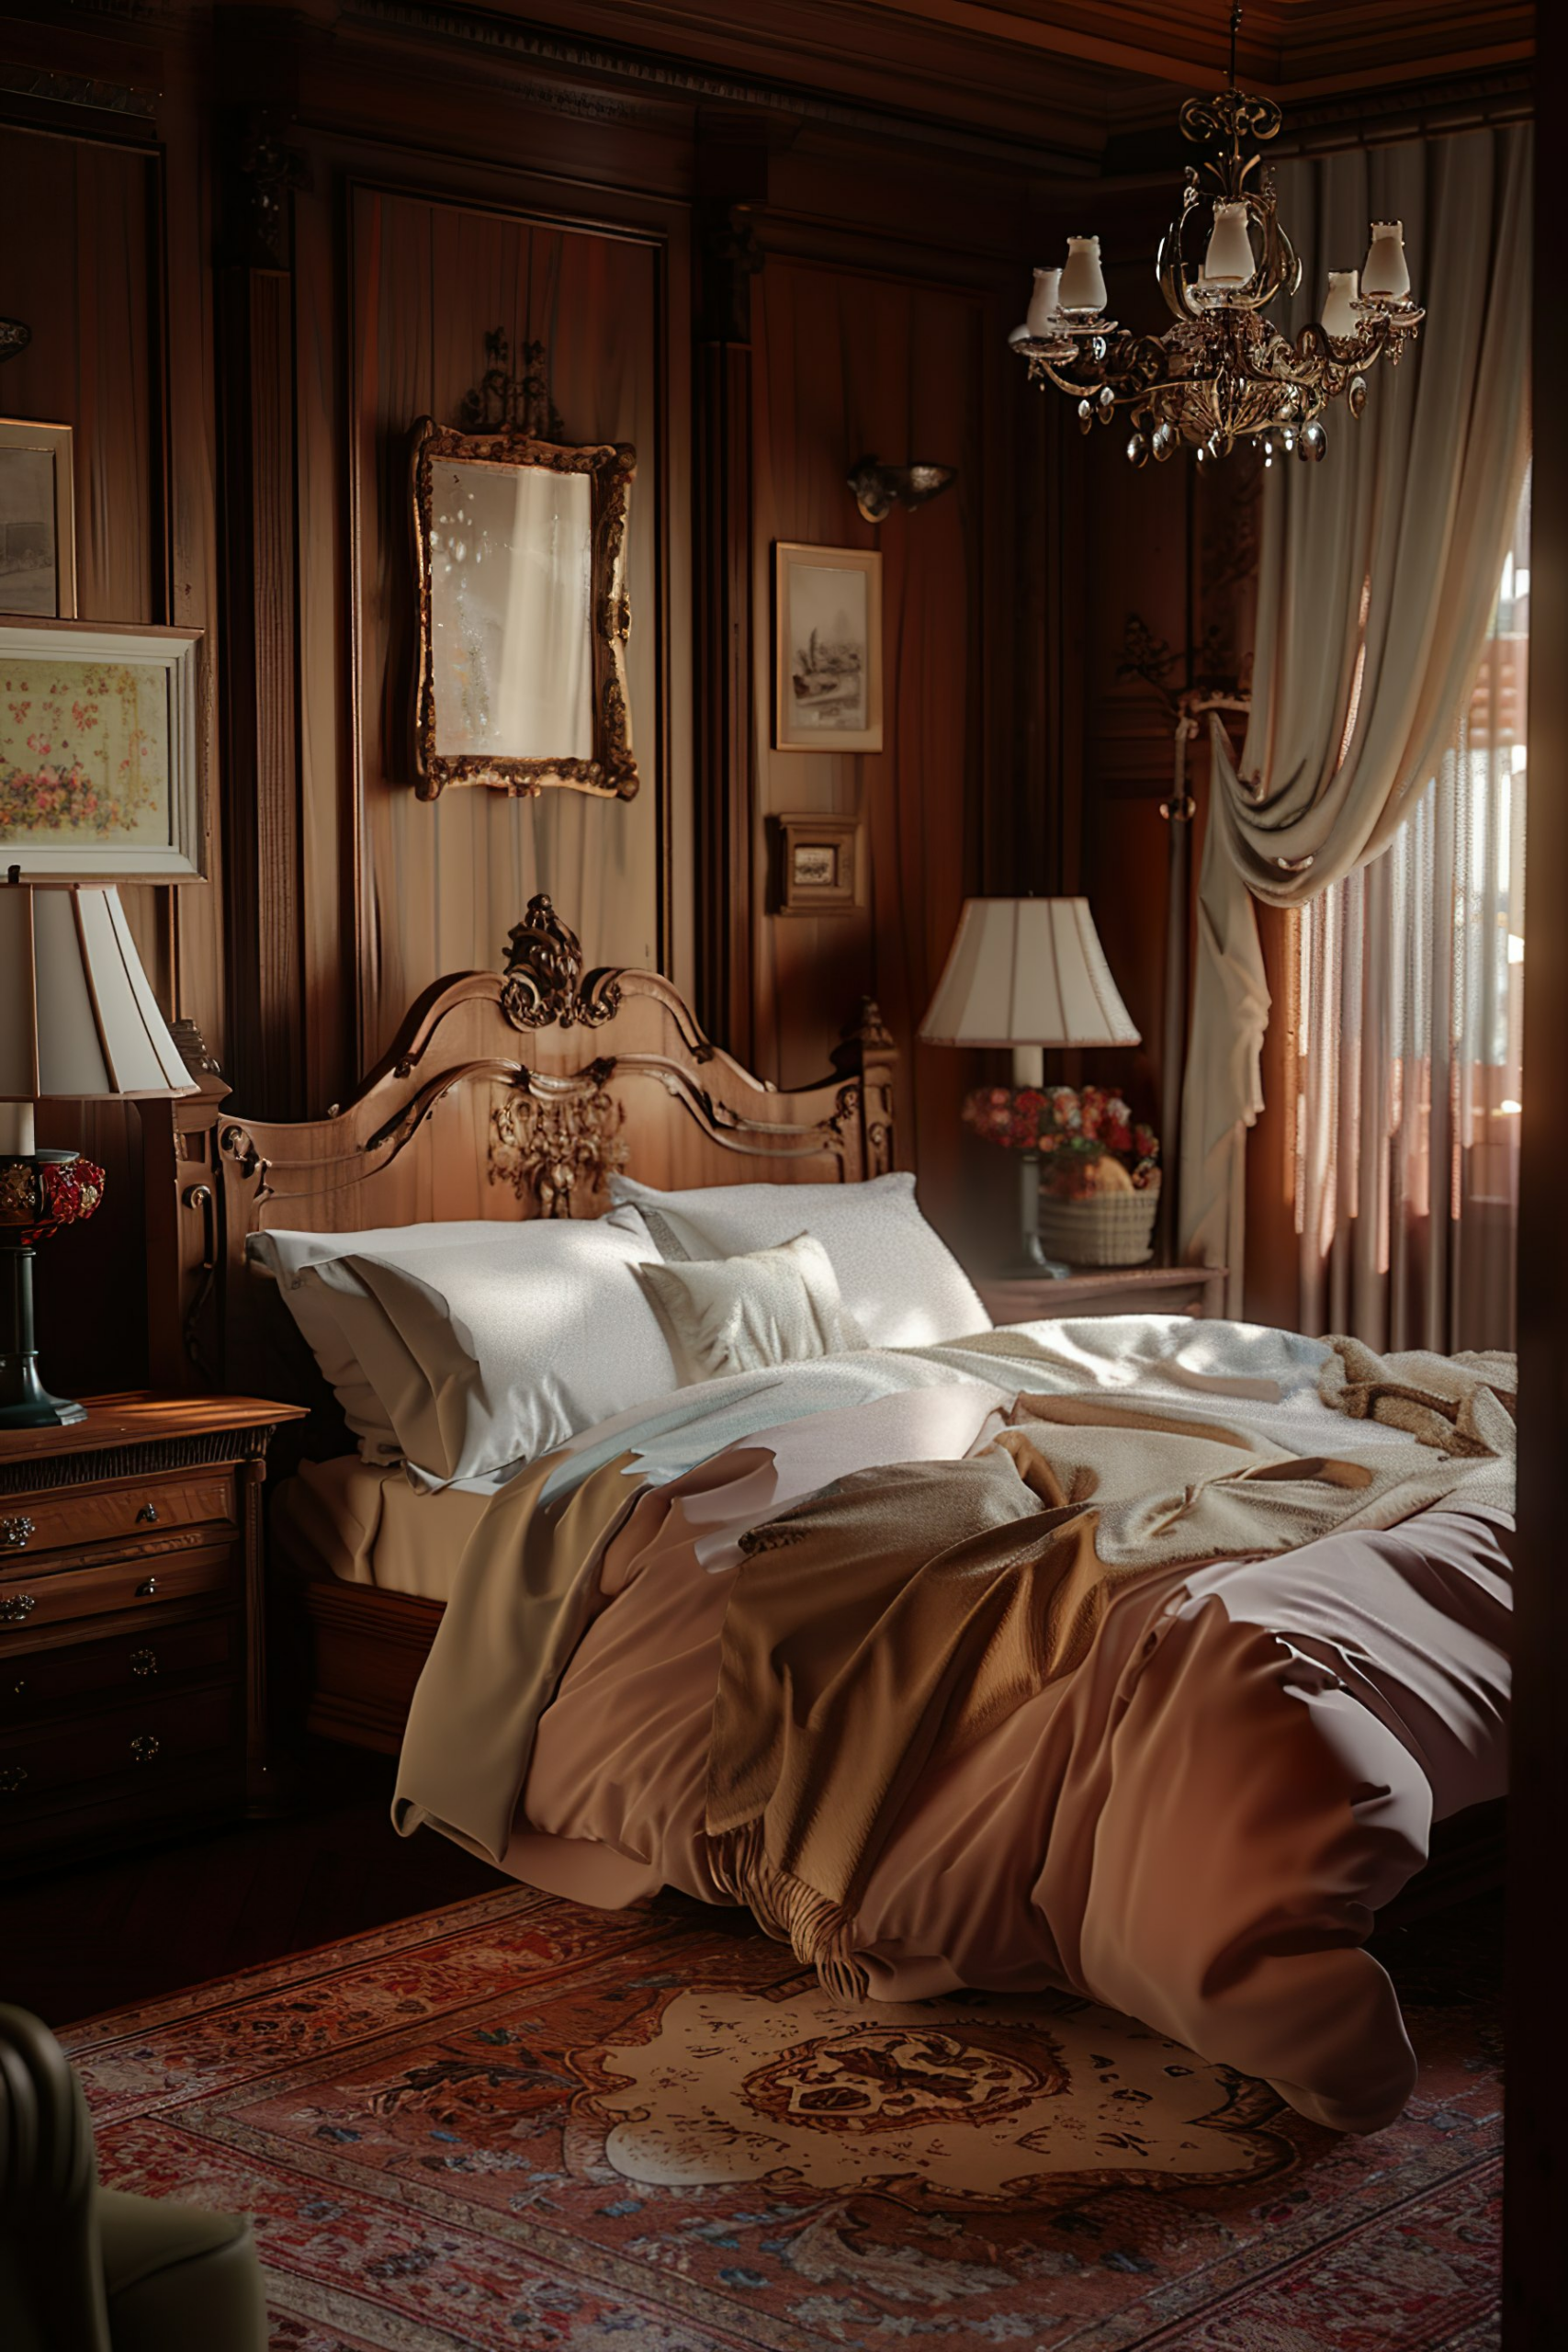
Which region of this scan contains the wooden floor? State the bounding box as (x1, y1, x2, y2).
(0, 1742, 498, 2028)
(0, 1742, 1505, 2034)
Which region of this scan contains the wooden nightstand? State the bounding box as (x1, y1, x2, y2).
(0, 1394, 307, 1870)
(976, 1263, 1228, 1326)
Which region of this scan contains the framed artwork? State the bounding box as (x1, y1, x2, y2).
(773, 542, 883, 752)
(772, 812, 863, 915)
(0, 617, 207, 879)
(0, 421, 75, 619)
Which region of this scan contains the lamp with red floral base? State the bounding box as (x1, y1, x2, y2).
(0, 869, 197, 1428)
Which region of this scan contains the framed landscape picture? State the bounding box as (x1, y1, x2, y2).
(773, 542, 883, 752)
(772, 811, 863, 915)
(0, 617, 207, 879)
(0, 420, 75, 618)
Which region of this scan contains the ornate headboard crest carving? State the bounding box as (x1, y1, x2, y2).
(499, 894, 624, 1033)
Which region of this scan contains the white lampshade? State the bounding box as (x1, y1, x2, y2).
(919, 897, 1141, 1051)
(1025, 267, 1062, 337)
(1321, 269, 1360, 341)
(1202, 200, 1255, 288)
(0, 876, 197, 1137)
(1058, 236, 1107, 314)
(1361, 220, 1410, 302)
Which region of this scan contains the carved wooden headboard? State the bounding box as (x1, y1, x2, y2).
(140, 896, 897, 1404)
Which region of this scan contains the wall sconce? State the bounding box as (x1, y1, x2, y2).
(847, 455, 957, 524)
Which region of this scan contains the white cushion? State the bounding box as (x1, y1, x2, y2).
(249, 1219, 513, 1459)
(316, 1219, 680, 1487)
(608, 1170, 990, 1348)
(634, 1233, 864, 1385)
(248, 1213, 674, 1476)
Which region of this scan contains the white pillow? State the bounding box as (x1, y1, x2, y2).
(634, 1233, 864, 1385)
(247, 1213, 667, 1471)
(248, 1219, 517, 1459)
(608, 1170, 990, 1348)
(314, 1220, 680, 1487)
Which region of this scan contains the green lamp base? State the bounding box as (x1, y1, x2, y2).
(0, 1182, 86, 1428)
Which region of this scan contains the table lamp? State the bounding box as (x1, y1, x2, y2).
(919, 896, 1140, 1275)
(0, 868, 197, 1428)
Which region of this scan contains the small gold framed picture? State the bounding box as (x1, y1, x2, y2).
(772, 812, 863, 916)
(0, 421, 75, 619)
(773, 542, 883, 752)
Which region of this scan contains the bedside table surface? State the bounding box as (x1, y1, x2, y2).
(977, 1264, 1228, 1322)
(0, 1392, 308, 1465)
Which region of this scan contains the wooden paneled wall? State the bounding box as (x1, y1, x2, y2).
(0, 2, 1096, 1389)
(0, 53, 223, 1395)
(749, 260, 987, 1238)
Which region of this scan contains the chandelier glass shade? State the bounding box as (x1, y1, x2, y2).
(1010, 76, 1425, 467)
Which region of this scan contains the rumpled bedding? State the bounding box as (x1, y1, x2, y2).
(392, 1315, 1512, 2135)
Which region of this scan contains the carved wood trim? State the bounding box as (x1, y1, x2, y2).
(499, 893, 623, 1031)
(489, 1077, 629, 1215)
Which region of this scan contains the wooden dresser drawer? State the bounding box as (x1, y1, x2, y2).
(0, 1468, 236, 1563)
(0, 1541, 238, 1638)
(0, 1391, 305, 1865)
(0, 1684, 241, 1817)
(0, 1612, 239, 1724)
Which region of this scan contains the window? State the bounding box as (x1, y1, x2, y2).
(1293, 471, 1529, 1352)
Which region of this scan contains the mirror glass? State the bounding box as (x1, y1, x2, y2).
(427, 459, 593, 761)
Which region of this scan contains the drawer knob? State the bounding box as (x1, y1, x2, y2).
(130, 1647, 159, 1679)
(0, 1764, 28, 1794)
(10, 1679, 26, 1697)
(0, 1516, 34, 1552)
(0, 1594, 36, 1626)
(136, 1503, 159, 1525)
(130, 1733, 161, 1765)
(134, 1577, 158, 1599)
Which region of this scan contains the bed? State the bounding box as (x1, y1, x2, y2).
(141, 898, 1511, 2136)
(143, 895, 897, 1748)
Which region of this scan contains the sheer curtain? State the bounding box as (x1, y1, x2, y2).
(1294, 475, 1529, 1351)
(1179, 126, 1532, 1306)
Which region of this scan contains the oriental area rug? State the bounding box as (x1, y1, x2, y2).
(67, 1883, 1501, 2351)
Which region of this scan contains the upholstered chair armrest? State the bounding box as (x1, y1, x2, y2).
(0, 2003, 111, 2352)
(0, 2004, 267, 2352)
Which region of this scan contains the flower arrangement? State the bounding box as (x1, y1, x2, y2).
(963, 1084, 1160, 1200)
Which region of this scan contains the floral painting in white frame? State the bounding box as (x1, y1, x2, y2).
(0, 618, 206, 879)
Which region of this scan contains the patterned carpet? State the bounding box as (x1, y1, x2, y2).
(66, 1882, 1501, 2351)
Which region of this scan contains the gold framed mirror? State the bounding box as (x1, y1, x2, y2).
(411, 420, 637, 802)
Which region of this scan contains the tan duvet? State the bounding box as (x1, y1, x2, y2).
(394, 1324, 1512, 2136)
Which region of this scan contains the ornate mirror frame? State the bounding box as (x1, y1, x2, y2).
(410, 419, 638, 803)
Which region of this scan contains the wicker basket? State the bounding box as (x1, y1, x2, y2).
(1036, 1188, 1158, 1269)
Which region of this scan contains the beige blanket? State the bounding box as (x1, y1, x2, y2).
(705, 1349, 1514, 1998)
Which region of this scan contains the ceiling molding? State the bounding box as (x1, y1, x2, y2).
(338, 0, 1532, 183)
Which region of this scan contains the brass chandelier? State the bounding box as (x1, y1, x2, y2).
(1010, 6, 1425, 467)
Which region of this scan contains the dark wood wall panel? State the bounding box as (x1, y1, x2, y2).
(0, 122, 171, 1396)
(341, 181, 678, 1074)
(750, 258, 986, 1244)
